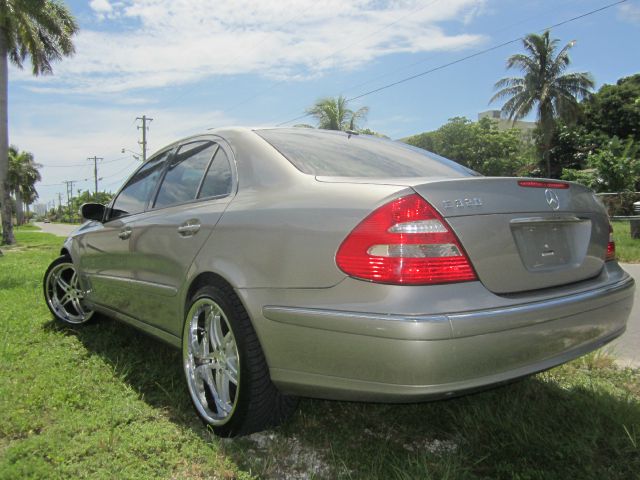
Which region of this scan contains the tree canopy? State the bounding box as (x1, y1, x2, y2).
(581, 73, 640, 142)
(490, 31, 594, 178)
(403, 117, 536, 177)
(306, 95, 368, 131)
(8, 145, 41, 225)
(558, 74, 640, 201)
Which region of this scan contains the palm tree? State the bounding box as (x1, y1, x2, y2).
(306, 95, 369, 131)
(0, 1, 78, 244)
(490, 31, 594, 178)
(8, 146, 41, 225)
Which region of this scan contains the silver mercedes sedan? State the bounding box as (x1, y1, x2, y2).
(43, 127, 635, 437)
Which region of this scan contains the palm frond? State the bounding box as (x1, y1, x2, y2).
(505, 54, 536, 73)
(3, 0, 78, 75)
(493, 76, 524, 89)
(490, 85, 524, 104)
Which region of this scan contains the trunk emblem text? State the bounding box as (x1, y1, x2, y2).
(545, 189, 560, 211)
(442, 197, 483, 209)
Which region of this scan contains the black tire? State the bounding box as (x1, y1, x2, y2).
(182, 284, 298, 437)
(43, 255, 94, 325)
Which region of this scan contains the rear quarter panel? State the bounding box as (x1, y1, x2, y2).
(190, 179, 408, 289)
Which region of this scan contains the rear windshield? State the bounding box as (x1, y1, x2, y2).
(255, 128, 478, 178)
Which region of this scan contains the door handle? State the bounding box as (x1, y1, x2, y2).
(177, 220, 201, 237)
(118, 227, 132, 240)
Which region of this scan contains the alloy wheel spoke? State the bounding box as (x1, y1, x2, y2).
(58, 291, 73, 306)
(71, 298, 84, 316)
(225, 363, 238, 386)
(199, 364, 227, 414)
(191, 313, 210, 359)
(215, 369, 232, 413)
(194, 364, 212, 406)
(209, 310, 224, 349)
(56, 273, 71, 292)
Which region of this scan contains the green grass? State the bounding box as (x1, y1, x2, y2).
(613, 221, 640, 263)
(1, 228, 639, 479)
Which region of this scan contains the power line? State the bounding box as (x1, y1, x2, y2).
(37, 178, 92, 187)
(339, 0, 583, 98)
(40, 155, 133, 168)
(349, 0, 629, 101)
(36, 158, 139, 188)
(275, 0, 628, 126)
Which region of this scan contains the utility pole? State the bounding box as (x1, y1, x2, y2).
(63, 180, 75, 222)
(136, 115, 153, 162)
(57, 193, 62, 214)
(87, 156, 103, 195)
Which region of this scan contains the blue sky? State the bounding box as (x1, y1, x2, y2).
(10, 0, 640, 207)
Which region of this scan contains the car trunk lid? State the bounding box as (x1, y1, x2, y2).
(410, 177, 609, 294)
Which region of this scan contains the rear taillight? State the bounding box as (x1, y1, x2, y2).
(336, 194, 477, 285)
(606, 223, 616, 261)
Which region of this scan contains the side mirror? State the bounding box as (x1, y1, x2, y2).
(80, 203, 106, 222)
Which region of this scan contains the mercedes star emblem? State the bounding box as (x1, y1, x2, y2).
(545, 189, 560, 211)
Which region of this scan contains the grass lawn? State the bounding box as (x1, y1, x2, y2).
(613, 221, 640, 263)
(0, 228, 638, 479)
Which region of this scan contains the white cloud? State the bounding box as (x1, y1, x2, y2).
(17, 0, 487, 94)
(618, 3, 640, 24)
(90, 0, 113, 13)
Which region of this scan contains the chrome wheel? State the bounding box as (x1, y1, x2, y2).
(44, 260, 94, 324)
(183, 297, 240, 425)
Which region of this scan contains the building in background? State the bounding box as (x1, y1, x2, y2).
(478, 110, 536, 134)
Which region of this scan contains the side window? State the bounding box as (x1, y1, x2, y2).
(109, 151, 169, 220)
(198, 148, 233, 198)
(154, 141, 217, 209)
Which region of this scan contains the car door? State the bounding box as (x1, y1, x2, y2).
(123, 137, 236, 337)
(76, 149, 171, 315)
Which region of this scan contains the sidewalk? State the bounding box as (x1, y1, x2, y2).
(605, 263, 639, 368)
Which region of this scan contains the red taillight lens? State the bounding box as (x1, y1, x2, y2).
(606, 223, 616, 261)
(518, 180, 570, 189)
(336, 194, 477, 285)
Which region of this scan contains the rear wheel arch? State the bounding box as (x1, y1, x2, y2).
(184, 271, 261, 345)
(185, 272, 239, 318)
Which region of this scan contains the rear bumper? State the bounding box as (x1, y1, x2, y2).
(243, 270, 634, 402)
(263, 275, 634, 340)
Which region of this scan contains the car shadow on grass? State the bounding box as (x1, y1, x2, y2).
(44, 316, 640, 480)
(43, 316, 201, 429)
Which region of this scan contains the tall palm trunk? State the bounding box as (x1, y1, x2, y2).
(0, 30, 13, 244)
(540, 104, 555, 179)
(14, 188, 24, 225)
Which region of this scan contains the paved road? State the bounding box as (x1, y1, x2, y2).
(606, 263, 640, 368)
(31, 221, 639, 366)
(34, 222, 79, 237)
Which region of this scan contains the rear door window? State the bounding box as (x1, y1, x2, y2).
(153, 141, 218, 209)
(198, 148, 233, 198)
